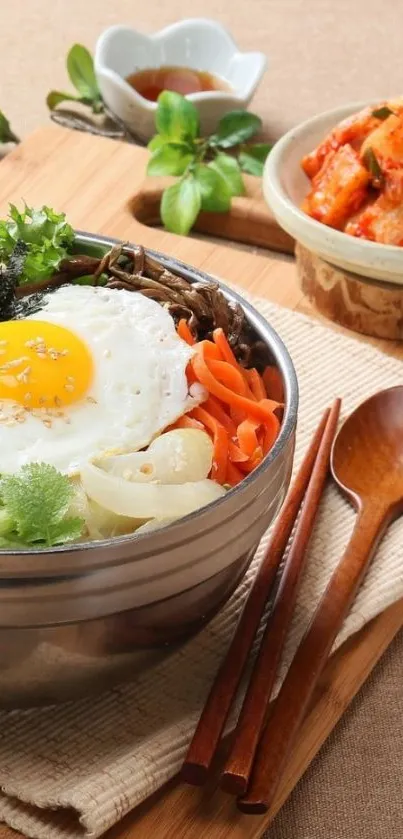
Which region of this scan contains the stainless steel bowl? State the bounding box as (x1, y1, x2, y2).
(0, 232, 298, 708)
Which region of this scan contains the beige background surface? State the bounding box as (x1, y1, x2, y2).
(0, 1, 402, 837)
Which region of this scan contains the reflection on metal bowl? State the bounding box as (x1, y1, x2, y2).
(0, 232, 298, 708)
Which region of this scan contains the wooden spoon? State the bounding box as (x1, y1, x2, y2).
(239, 386, 403, 813)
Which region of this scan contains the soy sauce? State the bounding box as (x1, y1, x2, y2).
(126, 66, 230, 101)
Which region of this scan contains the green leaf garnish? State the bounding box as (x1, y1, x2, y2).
(147, 135, 167, 152)
(161, 176, 201, 235)
(0, 203, 75, 285)
(147, 142, 193, 176)
(363, 147, 384, 186)
(0, 464, 84, 548)
(67, 44, 103, 109)
(209, 154, 245, 196)
(193, 164, 231, 212)
(47, 44, 103, 114)
(372, 106, 394, 120)
(239, 143, 272, 176)
(46, 91, 81, 110)
(210, 111, 262, 148)
(0, 111, 19, 145)
(147, 94, 266, 235)
(156, 91, 199, 142)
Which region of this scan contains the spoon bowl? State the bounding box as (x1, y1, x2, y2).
(331, 386, 403, 513)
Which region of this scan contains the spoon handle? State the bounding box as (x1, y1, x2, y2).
(238, 502, 391, 814)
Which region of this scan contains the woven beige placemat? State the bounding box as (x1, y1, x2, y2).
(0, 297, 402, 839)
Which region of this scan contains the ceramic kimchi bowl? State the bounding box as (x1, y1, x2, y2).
(0, 232, 297, 709)
(94, 19, 267, 142)
(263, 101, 403, 284)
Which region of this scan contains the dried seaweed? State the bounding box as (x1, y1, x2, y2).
(0, 241, 28, 319)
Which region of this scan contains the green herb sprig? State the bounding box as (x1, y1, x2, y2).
(0, 464, 84, 548)
(147, 92, 272, 235)
(47, 44, 103, 115)
(0, 204, 75, 285)
(0, 111, 19, 145)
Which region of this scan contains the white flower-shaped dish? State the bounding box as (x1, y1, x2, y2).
(94, 19, 267, 142)
(263, 101, 403, 285)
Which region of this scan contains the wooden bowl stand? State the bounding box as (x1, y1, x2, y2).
(295, 243, 403, 341)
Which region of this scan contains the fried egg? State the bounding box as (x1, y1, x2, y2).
(0, 285, 197, 474)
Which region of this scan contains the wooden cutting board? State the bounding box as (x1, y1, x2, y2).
(0, 125, 402, 839)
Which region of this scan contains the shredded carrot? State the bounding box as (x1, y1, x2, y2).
(174, 324, 282, 488)
(198, 340, 222, 361)
(230, 404, 247, 426)
(228, 440, 249, 463)
(226, 461, 244, 486)
(212, 328, 239, 367)
(262, 412, 280, 454)
(262, 365, 284, 402)
(208, 359, 247, 395)
(245, 368, 267, 401)
(191, 347, 274, 423)
(191, 406, 228, 484)
(237, 418, 261, 458)
(177, 318, 195, 346)
(204, 397, 237, 436)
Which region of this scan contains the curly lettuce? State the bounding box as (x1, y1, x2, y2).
(0, 203, 75, 285)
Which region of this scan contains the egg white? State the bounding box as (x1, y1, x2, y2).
(0, 285, 196, 474)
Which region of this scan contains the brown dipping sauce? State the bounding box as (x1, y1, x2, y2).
(126, 66, 230, 101)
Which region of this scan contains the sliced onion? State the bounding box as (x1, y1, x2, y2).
(134, 518, 178, 535)
(81, 461, 226, 519)
(97, 429, 213, 485)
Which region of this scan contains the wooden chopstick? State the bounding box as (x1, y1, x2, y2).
(182, 404, 332, 787)
(238, 406, 346, 814)
(221, 398, 341, 796)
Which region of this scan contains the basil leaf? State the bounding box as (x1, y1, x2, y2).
(372, 106, 394, 120)
(156, 91, 199, 141)
(239, 143, 272, 176)
(67, 44, 101, 102)
(46, 90, 81, 110)
(147, 143, 193, 176)
(210, 111, 262, 148)
(0, 111, 19, 144)
(147, 135, 166, 152)
(193, 164, 231, 212)
(209, 154, 245, 196)
(161, 176, 201, 235)
(363, 147, 384, 186)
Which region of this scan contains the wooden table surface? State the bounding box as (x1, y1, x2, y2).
(0, 125, 401, 839)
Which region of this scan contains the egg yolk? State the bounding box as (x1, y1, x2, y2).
(0, 320, 94, 410)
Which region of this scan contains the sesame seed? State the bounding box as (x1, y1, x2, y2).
(16, 366, 31, 384)
(39, 396, 47, 406)
(64, 384, 74, 392)
(15, 415, 26, 423)
(54, 395, 62, 407)
(24, 392, 32, 403)
(0, 356, 29, 371)
(0, 340, 8, 347)
(0, 375, 18, 388)
(43, 419, 52, 428)
(66, 375, 75, 384)
(36, 352, 47, 360)
(60, 349, 69, 356)
(86, 396, 97, 404)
